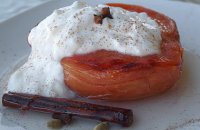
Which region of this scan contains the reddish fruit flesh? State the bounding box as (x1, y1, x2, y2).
(61, 3, 183, 100)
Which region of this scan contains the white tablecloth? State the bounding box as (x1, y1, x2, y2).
(0, 0, 199, 22)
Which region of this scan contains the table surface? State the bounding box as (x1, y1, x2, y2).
(0, 0, 51, 22)
(0, 0, 199, 23)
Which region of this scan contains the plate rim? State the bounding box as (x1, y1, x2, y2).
(1, 0, 200, 130)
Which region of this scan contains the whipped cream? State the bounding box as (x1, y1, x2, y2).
(7, 1, 161, 97)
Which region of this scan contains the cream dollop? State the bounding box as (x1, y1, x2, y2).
(7, 1, 161, 97)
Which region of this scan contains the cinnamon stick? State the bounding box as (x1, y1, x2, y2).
(2, 92, 133, 127)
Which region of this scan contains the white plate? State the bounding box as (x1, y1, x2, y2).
(1, 0, 200, 130)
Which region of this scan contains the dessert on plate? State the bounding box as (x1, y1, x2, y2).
(6, 1, 183, 101)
